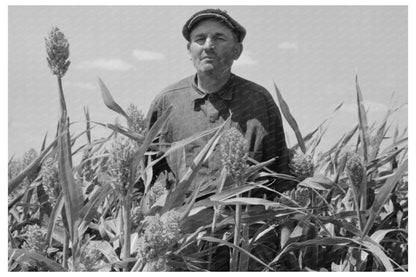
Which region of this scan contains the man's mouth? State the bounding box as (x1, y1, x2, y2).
(201, 56, 216, 60)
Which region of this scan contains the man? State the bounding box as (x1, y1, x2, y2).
(147, 9, 293, 197)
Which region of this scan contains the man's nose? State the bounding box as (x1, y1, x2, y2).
(203, 37, 215, 50)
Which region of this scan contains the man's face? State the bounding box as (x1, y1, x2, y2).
(188, 19, 242, 75)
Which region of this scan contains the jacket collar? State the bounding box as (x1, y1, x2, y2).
(190, 73, 235, 101)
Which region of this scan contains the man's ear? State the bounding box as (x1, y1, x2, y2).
(187, 42, 191, 55)
(233, 43, 243, 60)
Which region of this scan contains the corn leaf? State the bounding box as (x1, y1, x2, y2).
(360, 240, 394, 271)
(180, 178, 203, 221)
(334, 152, 348, 185)
(356, 75, 370, 162)
(131, 105, 172, 187)
(315, 215, 362, 237)
(393, 124, 399, 143)
(367, 147, 405, 175)
(321, 124, 358, 160)
(8, 249, 66, 271)
(299, 175, 334, 191)
(184, 186, 245, 211)
(8, 190, 26, 210)
(56, 111, 84, 267)
(161, 117, 230, 213)
(21, 187, 35, 220)
(92, 121, 145, 143)
(362, 159, 407, 237)
(292, 102, 343, 152)
(381, 137, 407, 155)
(79, 182, 114, 235)
(98, 77, 131, 124)
(200, 236, 274, 271)
(145, 126, 220, 172)
(399, 148, 408, 165)
(178, 209, 214, 234)
(273, 82, 305, 153)
(84, 106, 92, 144)
(218, 207, 301, 228)
(220, 197, 283, 208)
(372, 229, 407, 245)
(8, 136, 58, 194)
(107, 123, 145, 142)
(369, 118, 391, 161)
(269, 237, 355, 266)
(165, 143, 187, 183)
(72, 136, 113, 173)
(36, 182, 52, 220)
(45, 193, 64, 248)
(243, 157, 276, 179)
(250, 222, 279, 245)
(308, 124, 329, 156)
(206, 183, 260, 202)
(238, 224, 251, 271)
(334, 124, 359, 158)
(40, 131, 48, 152)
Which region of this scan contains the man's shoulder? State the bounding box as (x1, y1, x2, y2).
(150, 75, 194, 107)
(159, 75, 194, 96)
(232, 74, 271, 97)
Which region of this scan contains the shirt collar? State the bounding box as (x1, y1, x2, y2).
(190, 73, 235, 101)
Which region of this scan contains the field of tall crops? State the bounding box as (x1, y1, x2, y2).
(8, 27, 408, 272)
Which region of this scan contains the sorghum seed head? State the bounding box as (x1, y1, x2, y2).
(220, 127, 249, 183)
(136, 211, 182, 263)
(22, 148, 38, 167)
(148, 181, 166, 208)
(215, 204, 226, 218)
(80, 241, 106, 271)
(126, 103, 145, 134)
(68, 240, 107, 271)
(108, 137, 136, 188)
(289, 153, 314, 181)
(45, 27, 70, 77)
(142, 256, 170, 272)
(132, 206, 144, 229)
(40, 157, 59, 205)
(345, 152, 364, 187)
(22, 225, 47, 254)
(294, 187, 311, 207)
(23, 148, 39, 184)
(8, 160, 22, 180)
(276, 186, 311, 207)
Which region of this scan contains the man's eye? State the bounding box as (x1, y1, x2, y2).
(213, 35, 226, 41)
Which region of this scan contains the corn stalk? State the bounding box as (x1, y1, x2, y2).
(45, 27, 84, 270)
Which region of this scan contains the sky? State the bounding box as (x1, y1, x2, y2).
(8, 5, 408, 159)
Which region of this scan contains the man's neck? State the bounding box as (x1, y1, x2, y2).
(196, 70, 231, 94)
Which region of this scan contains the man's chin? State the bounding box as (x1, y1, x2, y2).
(197, 65, 216, 73)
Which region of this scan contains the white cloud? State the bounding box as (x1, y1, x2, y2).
(132, 49, 165, 61)
(278, 41, 299, 51)
(366, 101, 388, 112)
(76, 58, 135, 71)
(234, 50, 258, 66)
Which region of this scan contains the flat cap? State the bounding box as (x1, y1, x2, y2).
(182, 9, 246, 43)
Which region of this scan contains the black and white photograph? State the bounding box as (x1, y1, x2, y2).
(6, 3, 409, 272)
